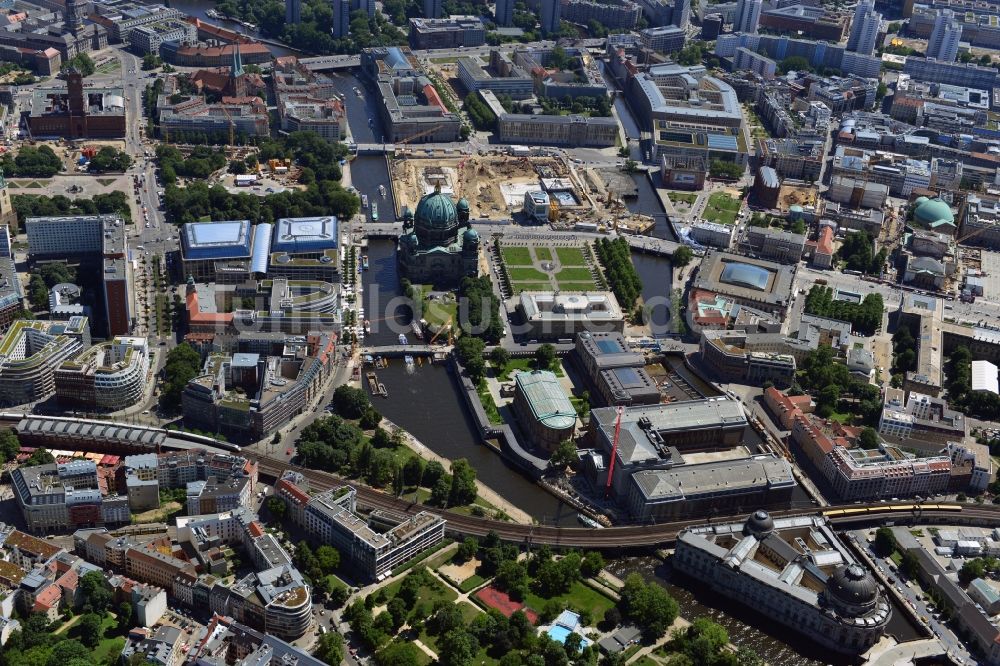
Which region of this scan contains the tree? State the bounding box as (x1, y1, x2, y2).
(359, 406, 382, 430)
(709, 160, 743, 180)
(495, 560, 530, 600)
(117, 601, 132, 632)
(315, 632, 345, 666)
(375, 641, 422, 666)
(23, 447, 56, 467)
(456, 537, 479, 562)
(778, 55, 811, 74)
(449, 458, 477, 507)
(619, 574, 678, 639)
(332, 384, 370, 419)
(79, 570, 112, 614)
(423, 460, 446, 487)
(439, 629, 478, 666)
(160, 343, 203, 410)
(960, 558, 987, 585)
(672, 245, 693, 267)
(48, 639, 93, 666)
(535, 343, 556, 371)
(266, 495, 287, 519)
(78, 613, 103, 647)
(874, 527, 896, 556)
(402, 456, 424, 486)
(490, 346, 510, 368)
(455, 335, 486, 380)
(550, 439, 577, 469)
(581, 551, 605, 577)
(0, 428, 19, 463)
(315, 545, 341, 573)
(858, 427, 880, 449)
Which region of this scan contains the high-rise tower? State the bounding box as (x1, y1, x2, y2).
(333, 0, 350, 38)
(541, 0, 561, 35)
(495, 0, 514, 27)
(926, 9, 962, 62)
(734, 0, 762, 34)
(285, 0, 301, 24)
(846, 0, 881, 56)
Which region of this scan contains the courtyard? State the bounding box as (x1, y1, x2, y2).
(702, 192, 742, 225)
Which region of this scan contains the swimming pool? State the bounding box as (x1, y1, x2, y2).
(547, 625, 591, 647)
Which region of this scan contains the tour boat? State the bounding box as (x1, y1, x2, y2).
(371, 203, 379, 221)
(398, 333, 408, 345)
(362, 255, 369, 270)
(379, 184, 386, 197)
(577, 514, 603, 529)
(361, 194, 368, 209)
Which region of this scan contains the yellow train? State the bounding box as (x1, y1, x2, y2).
(822, 503, 963, 518)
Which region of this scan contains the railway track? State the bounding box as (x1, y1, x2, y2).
(251, 452, 1000, 548)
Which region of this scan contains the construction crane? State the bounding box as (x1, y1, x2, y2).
(604, 406, 623, 500)
(428, 317, 452, 345)
(219, 103, 236, 146)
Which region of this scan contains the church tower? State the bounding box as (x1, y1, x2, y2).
(228, 42, 247, 98)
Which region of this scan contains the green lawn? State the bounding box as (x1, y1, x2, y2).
(508, 267, 549, 281)
(511, 282, 550, 293)
(412, 284, 458, 329)
(384, 571, 458, 607)
(71, 614, 124, 666)
(555, 267, 594, 282)
(476, 379, 503, 424)
(668, 192, 697, 205)
(502, 247, 534, 266)
(494, 357, 564, 381)
(557, 281, 598, 291)
(523, 580, 616, 619)
(890, 550, 903, 566)
(459, 574, 486, 592)
(555, 247, 587, 266)
(703, 192, 741, 225)
(535, 247, 553, 261)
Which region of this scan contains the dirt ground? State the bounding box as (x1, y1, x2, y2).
(778, 183, 818, 212)
(391, 154, 569, 220)
(439, 557, 480, 583)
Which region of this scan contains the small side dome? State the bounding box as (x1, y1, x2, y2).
(463, 226, 479, 243)
(457, 198, 470, 212)
(743, 510, 775, 538)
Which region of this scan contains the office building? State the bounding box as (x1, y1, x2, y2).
(699, 330, 798, 387)
(0, 319, 90, 407)
(541, 0, 561, 34)
(639, 26, 686, 53)
(277, 476, 445, 580)
(734, 0, 762, 33)
(672, 0, 691, 28)
(11, 460, 129, 533)
(496, 0, 514, 25)
(180, 220, 253, 282)
(675, 512, 890, 655)
(926, 9, 962, 62)
(408, 16, 486, 49)
(734, 47, 776, 79)
(740, 226, 806, 264)
(759, 4, 849, 41)
(877, 387, 966, 452)
(285, 0, 301, 24)
(458, 51, 533, 100)
(54, 336, 150, 411)
(158, 94, 269, 143)
(847, 0, 881, 55)
(182, 334, 336, 439)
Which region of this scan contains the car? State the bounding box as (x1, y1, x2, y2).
(286, 448, 292, 455)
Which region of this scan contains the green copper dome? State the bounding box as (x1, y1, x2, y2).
(457, 198, 470, 212)
(913, 197, 954, 227)
(415, 186, 458, 231)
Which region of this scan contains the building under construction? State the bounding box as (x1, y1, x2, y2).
(361, 46, 462, 144)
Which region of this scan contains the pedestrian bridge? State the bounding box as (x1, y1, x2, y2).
(355, 144, 395, 155)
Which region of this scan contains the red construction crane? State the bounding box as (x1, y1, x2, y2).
(604, 406, 624, 500)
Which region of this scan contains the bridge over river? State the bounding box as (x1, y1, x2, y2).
(363, 222, 684, 256)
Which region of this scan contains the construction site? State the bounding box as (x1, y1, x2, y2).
(389, 153, 656, 232)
